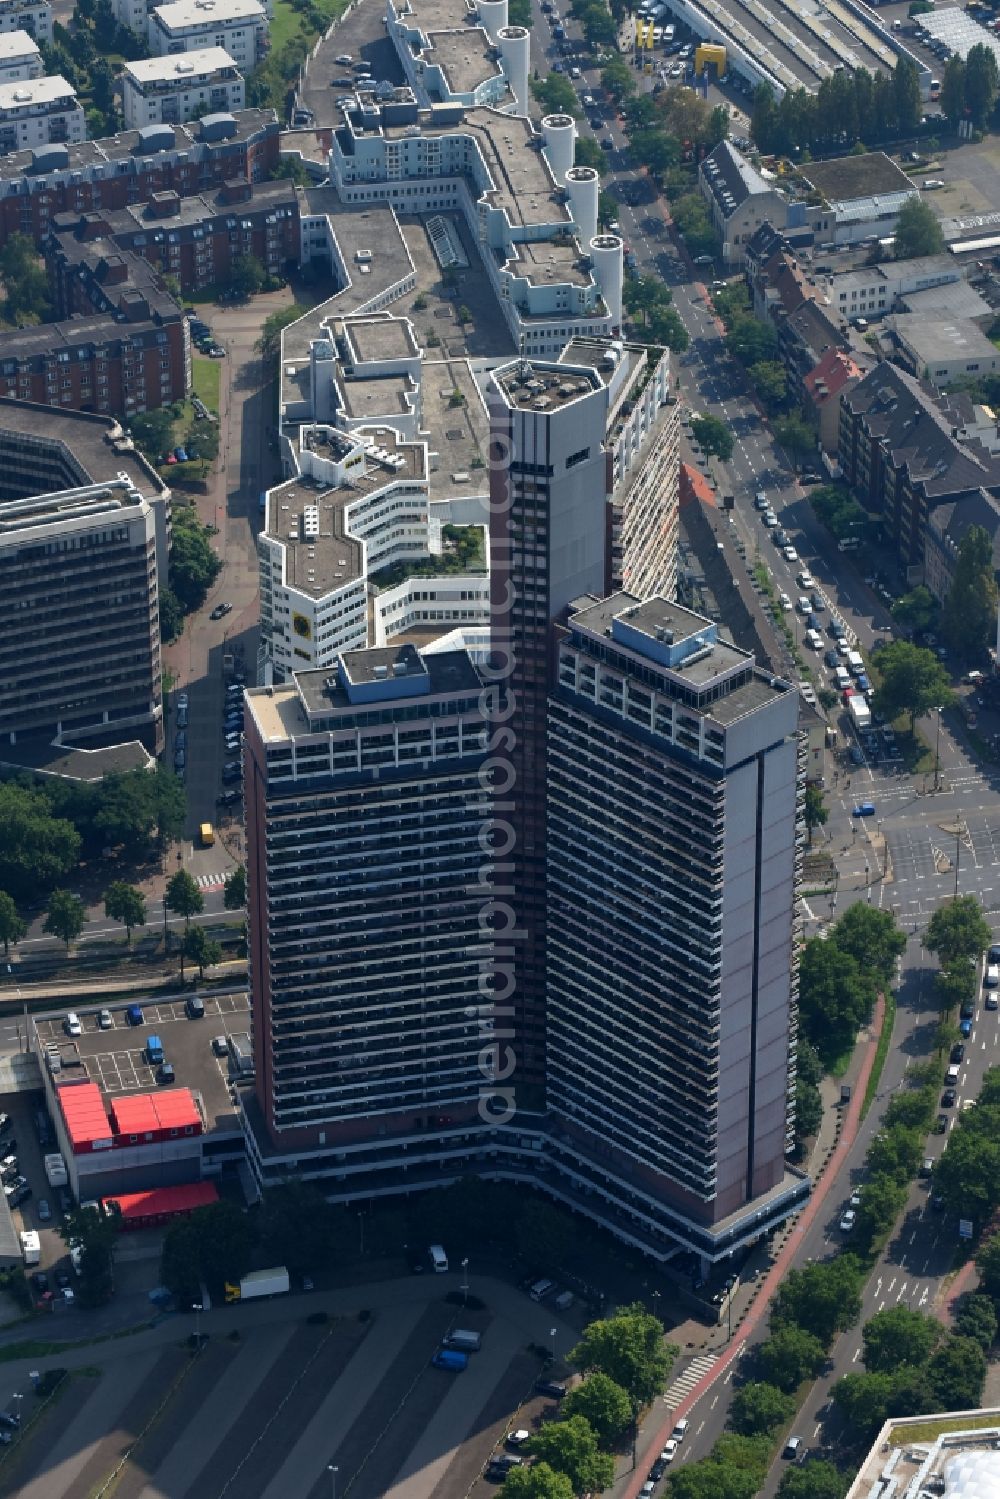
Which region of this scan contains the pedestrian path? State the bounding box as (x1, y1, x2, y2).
(194, 871, 228, 891)
(661, 1354, 716, 1412)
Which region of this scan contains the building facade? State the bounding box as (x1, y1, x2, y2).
(0, 473, 162, 750)
(0, 74, 84, 155)
(0, 109, 279, 249)
(0, 29, 41, 82)
(148, 0, 267, 70)
(547, 594, 801, 1226)
(120, 48, 244, 129)
(0, 0, 51, 45)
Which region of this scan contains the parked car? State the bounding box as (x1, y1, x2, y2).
(98, 1009, 113, 1030)
(37, 1199, 51, 1222)
(126, 1003, 144, 1026)
(64, 1012, 82, 1036)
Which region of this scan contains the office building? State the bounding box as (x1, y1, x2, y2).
(547, 594, 802, 1226)
(243, 644, 491, 1144)
(0, 74, 84, 156)
(386, 0, 529, 116)
(120, 48, 244, 130)
(0, 29, 40, 82)
(148, 0, 267, 71)
(0, 435, 163, 751)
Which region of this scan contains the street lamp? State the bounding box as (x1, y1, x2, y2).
(192, 1302, 202, 1347)
(328, 1465, 338, 1499)
(12, 1393, 21, 1436)
(550, 1326, 557, 1366)
(934, 705, 943, 793)
(358, 1211, 365, 1256)
(461, 1257, 469, 1306)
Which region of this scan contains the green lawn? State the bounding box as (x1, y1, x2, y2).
(269, 0, 348, 52)
(191, 356, 221, 413)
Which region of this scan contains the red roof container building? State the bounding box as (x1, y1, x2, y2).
(110, 1090, 202, 1145)
(102, 1181, 219, 1231)
(58, 1081, 114, 1154)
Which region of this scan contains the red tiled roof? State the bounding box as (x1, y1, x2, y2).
(804, 346, 863, 406)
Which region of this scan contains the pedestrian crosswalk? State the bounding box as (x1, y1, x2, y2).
(195, 871, 227, 891)
(662, 1352, 717, 1410)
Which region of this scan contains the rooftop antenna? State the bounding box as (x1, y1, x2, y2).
(517, 332, 530, 380)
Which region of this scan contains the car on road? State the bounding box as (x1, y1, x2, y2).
(778, 591, 791, 611)
(985, 964, 999, 988)
(173, 747, 186, 770)
(987, 993, 999, 1010)
(797, 570, 815, 589)
(935, 1113, 948, 1133)
(660, 1439, 678, 1463)
(853, 802, 876, 817)
(600, 136, 613, 148)
(941, 1088, 957, 1107)
(960, 1018, 973, 1039)
(335, 51, 352, 62)
(782, 545, 798, 562)
(210, 601, 232, 620)
(37, 1199, 51, 1222)
(951, 1043, 966, 1063)
(98, 1009, 113, 1029)
(64, 1012, 82, 1036)
(535, 1379, 567, 1399)
(839, 1208, 857, 1231)
(849, 1188, 862, 1208)
(754, 491, 768, 510)
(783, 1437, 803, 1459)
(989, 943, 1000, 964)
(217, 790, 241, 808)
(569, 64, 581, 77)
(176, 706, 188, 729)
(763, 510, 777, 527)
(824, 649, 839, 668)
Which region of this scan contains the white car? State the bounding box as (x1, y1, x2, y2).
(796, 596, 812, 614)
(850, 1188, 862, 1207)
(840, 1209, 857, 1233)
(782, 545, 799, 562)
(570, 65, 581, 78)
(335, 52, 352, 63)
(176, 692, 189, 711)
(763, 511, 778, 527)
(98, 1009, 113, 1030)
(778, 592, 792, 611)
(660, 1439, 678, 1463)
(582, 92, 594, 106)
(797, 570, 815, 589)
(64, 1012, 82, 1037)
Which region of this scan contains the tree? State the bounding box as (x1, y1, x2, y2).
(726, 315, 777, 367)
(224, 865, 246, 910)
(160, 585, 184, 644)
(690, 415, 733, 461)
(777, 1462, 849, 1499)
(884, 1085, 936, 1132)
(600, 57, 635, 105)
(756, 1325, 826, 1393)
(964, 43, 999, 129)
(0, 783, 81, 902)
(625, 274, 670, 324)
(103, 882, 146, 947)
(730, 1381, 794, 1436)
(569, 1302, 675, 1406)
(933, 1125, 1000, 1227)
(44, 889, 85, 950)
(774, 415, 817, 464)
(924, 895, 992, 969)
(832, 903, 906, 987)
(953, 1293, 997, 1350)
(574, 135, 607, 174)
(169, 508, 222, 612)
(228, 254, 266, 299)
(941, 525, 998, 666)
(130, 407, 174, 462)
(0, 232, 51, 324)
(531, 72, 581, 116)
(892, 584, 937, 639)
(0, 892, 26, 959)
(257, 1182, 343, 1273)
(804, 785, 828, 844)
(865, 1126, 925, 1186)
(515, 1198, 573, 1268)
(772, 1256, 865, 1346)
(832, 1371, 893, 1440)
(58, 1205, 117, 1307)
(935, 960, 977, 1015)
(501, 1465, 574, 1499)
(793, 1037, 824, 1150)
(893, 56, 922, 131)
(562, 1372, 633, 1446)
(871, 640, 952, 730)
(525, 1416, 614, 1494)
(862, 1306, 940, 1374)
(809, 484, 867, 541)
(975, 1231, 1000, 1298)
(797, 937, 876, 1067)
(927, 1334, 987, 1410)
(893, 196, 945, 260)
(183, 925, 222, 980)
(166, 870, 204, 978)
(646, 305, 690, 353)
(940, 53, 966, 128)
(751, 82, 780, 152)
(750, 361, 789, 413)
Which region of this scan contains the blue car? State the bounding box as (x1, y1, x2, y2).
(174, 447, 188, 463)
(125, 1003, 144, 1026)
(856, 673, 871, 692)
(960, 1019, 973, 1038)
(853, 802, 876, 817)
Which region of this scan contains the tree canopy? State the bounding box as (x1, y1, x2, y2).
(0, 783, 81, 901)
(771, 1255, 865, 1346)
(44, 889, 85, 949)
(797, 936, 877, 1068)
(862, 1306, 941, 1374)
(161, 1199, 255, 1301)
(892, 584, 937, 639)
(730, 1381, 795, 1436)
(924, 896, 992, 968)
(561, 1372, 633, 1446)
(941, 525, 998, 666)
(0, 892, 26, 958)
(103, 882, 146, 945)
(690, 415, 734, 461)
(809, 484, 867, 541)
(525, 1416, 614, 1494)
(893, 196, 945, 260)
(170, 507, 223, 613)
(831, 903, 906, 987)
(871, 640, 953, 730)
(569, 1302, 675, 1406)
(530, 72, 581, 116)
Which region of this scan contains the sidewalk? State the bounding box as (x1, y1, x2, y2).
(618, 993, 887, 1497)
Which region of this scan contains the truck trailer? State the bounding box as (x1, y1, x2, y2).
(44, 1153, 68, 1188)
(848, 695, 871, 731)
(224, 1267, 290, 1302)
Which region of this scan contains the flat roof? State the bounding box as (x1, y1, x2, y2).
(0, 29, 39, 59)
(151, 0, 265, 28)
(337, 371, 416, 421)
(422, 358, 489, 502)
(425, 28, 500, 94)
(892, 315, 1000, 365)
(801, 150, 913, 205)
(0, 398, 165, 500)
(124, 46, 239, 81)
(111, 1089, 201, 1133)
(104, 1181, 219, 1219)
(58, 1079, 112, 1149)
(0, 73, 76, 109)
(846, 1411, 1000, 1499)
(0, 480, 147, 540)
(494, 359, 600, 411)
(403, 0, 468, 29)
(342, 316, 419, 365)
(0, 738, 152, 781)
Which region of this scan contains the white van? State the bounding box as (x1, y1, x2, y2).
(672, 1418, 689, 1442)
(835, 666, 851, 691)
(847, 650, 865, 676)
(984, 963, 999, 989)
(945, 1064, 961, 1085)
(428, 1243, 449, 1273)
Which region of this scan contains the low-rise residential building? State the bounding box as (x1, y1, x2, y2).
(148, 0, 267, 70)
(0, 0, 51, 44)
(838, 360, 1000, 570)
(0, 73, 84, 155)
(0, 109, 278, 248)
(924, 486, 1000, 603)
(0, 311, 188, 418)
(0, 29, 41, 82)
(700, 142, 797, 267)
(803, 345, 868, 457)
(45, 176, 298, 297)
(120, 48, 244, 129)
